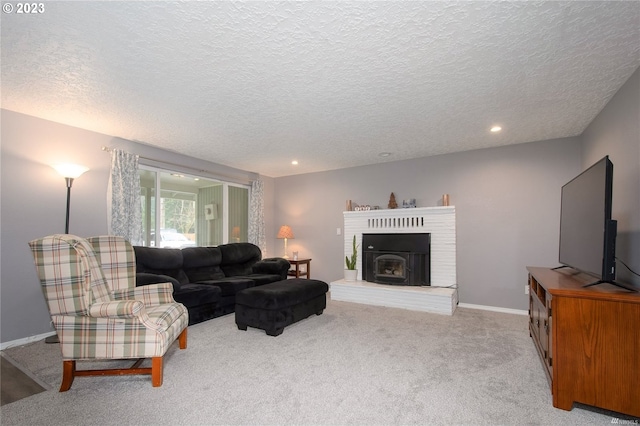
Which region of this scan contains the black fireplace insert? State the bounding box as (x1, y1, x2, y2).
(362, 233, 430, 286)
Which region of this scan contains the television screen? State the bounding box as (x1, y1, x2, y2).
(558, 156, 616, 282)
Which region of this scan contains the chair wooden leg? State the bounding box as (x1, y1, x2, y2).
(151, 356, 163, 387)
(60, 360, 76, 392)
(179, 328, 187, 349)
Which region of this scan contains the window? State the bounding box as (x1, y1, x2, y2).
(139, 167, 249, 248)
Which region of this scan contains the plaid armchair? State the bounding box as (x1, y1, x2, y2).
(28, 234, 188, 391)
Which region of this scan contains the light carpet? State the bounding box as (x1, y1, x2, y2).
(0, 299, 627, 425)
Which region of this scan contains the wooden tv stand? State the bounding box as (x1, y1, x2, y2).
(527, 267, 640, 417)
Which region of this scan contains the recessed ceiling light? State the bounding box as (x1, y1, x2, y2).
(490, 126, 502, 133)
(291, 160, 299, 165)
(378, 152, 392, 157)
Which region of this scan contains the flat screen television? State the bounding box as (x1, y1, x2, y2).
(558, 156, 634, 291)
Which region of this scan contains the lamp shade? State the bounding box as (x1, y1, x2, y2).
(51, 163, 89, 236)
(277, 225, 294, 239)
(52, 163, 89, 179)
(231, 226, 241, 238)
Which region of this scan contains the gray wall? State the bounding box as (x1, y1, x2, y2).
(1, 112, 113, 344)
(581, 68, 640, 287)
(0, 109, 264, 344)
(274, 139, 582, 310)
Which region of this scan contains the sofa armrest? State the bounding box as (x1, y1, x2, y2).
(253, 257, 291, 279)
(136, 272, 181, 291)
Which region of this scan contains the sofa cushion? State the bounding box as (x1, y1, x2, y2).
(133, 246, 189, 288)
(182, 247, 225, 282)
(195, 278, 254, 297)
(136, 272, 181, 291)
(219, 243, 262, 277)
(234, 274, 285, 286)
(173, 283, 221, 309)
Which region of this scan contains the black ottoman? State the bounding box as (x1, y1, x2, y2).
(235, 279, 329, 336)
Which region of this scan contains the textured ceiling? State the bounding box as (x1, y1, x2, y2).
(2, 1, 639, 177)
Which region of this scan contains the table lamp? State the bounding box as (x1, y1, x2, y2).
(276, 225, 294, 259)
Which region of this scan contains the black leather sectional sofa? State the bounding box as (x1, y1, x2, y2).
(134, 243, 290, 325)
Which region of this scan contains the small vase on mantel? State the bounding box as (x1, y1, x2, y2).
(344, 269, 358, 282)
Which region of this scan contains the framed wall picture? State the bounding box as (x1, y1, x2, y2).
(205, 204, 217, 220)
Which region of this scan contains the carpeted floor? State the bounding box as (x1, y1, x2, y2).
(0, 299, 634, 425)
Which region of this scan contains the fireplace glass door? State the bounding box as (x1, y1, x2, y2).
(364, 251, 429, 286)
(374, 254, 407, 282)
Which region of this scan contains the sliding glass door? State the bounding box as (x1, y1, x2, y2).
(139, 167, 249, 248)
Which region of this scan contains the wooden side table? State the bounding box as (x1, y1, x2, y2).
(288, 259, 311, 279)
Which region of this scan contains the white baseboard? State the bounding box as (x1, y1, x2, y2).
(0, 331, 55, 350)
(457, 303, 528, 316)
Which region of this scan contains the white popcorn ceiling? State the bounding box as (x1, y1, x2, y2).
(2, 1, 639, 177)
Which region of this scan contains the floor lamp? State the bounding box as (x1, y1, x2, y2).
(47, 164, 88, 344)
(277, 225, 294, 259)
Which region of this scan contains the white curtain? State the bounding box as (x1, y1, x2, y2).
(107, 149, 142, 244)
(248, 179, 266, 255)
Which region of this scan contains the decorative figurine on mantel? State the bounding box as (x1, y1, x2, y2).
(402, 198, 416, 208)
(388, 192, 398, 209)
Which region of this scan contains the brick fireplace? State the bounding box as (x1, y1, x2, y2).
(330, 206, 457, 315)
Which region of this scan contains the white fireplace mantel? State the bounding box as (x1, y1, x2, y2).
(333, 206, 457, 315)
